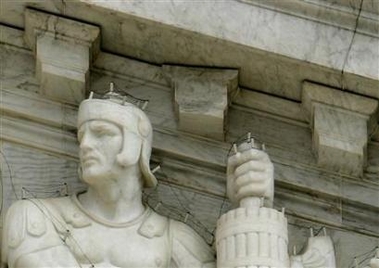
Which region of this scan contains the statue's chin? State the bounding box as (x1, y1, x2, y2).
(81, 168, 114, 185)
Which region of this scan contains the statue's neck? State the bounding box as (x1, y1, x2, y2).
(78, 166, 145, 223)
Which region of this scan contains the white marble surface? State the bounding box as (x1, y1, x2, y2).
(345, 34, 379, 82)
(314, 104, 368, 176)
(78, 0, 378, 80)
(0, 41, 38, 94)
(164, 65, 238, 140)
(302, 81, 378, 176)
(1, 38, 378, 221)
(36, 35, 89, 104)
(1, 21, 378, 267)
(1, 35, 378, 212)
(2, 90, 291, 268)
(217, 206, 290, 267)
(1, 92, 337, 267)
(302, 81, 378, 135)
(1, 95, 215, 267)
(1, 0, 378, 101)
(24, 8, 100, 104)
(240, 0, 379, 36)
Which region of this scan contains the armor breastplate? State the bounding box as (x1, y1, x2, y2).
(47, 195, 171, 268)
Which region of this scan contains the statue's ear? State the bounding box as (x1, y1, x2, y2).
(116, 131, 142, 167)
(138, 118, 150, 138)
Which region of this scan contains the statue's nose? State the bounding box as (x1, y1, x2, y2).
(79, 131, 93, 151)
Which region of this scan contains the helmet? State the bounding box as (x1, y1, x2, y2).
(77, 98, 157, 188)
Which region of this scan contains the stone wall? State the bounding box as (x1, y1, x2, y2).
(1, 24, 378, 266)
(1, 1, 379, 266)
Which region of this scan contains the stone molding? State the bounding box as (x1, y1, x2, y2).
(163, 65, 239, 141)
(3, 1, 377, 103)
(302, 81, 379, 176)
(24, 8, 100, 104)
(1, 89, 77, 130)
(239, 0, 379, 38)
(1, 26, 377, 132)
(1, 115, 79, 160)
(24, 9, 100, 58)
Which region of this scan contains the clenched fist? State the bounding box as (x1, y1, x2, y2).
(226, 144, 274, 208)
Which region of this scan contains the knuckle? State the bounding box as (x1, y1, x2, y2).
(235, 165, 244, 176)
(248, 161, 257, 169)
(235, 178, 243, 187)
(235, 176, 245, 187)
(247, 171, 255, 179)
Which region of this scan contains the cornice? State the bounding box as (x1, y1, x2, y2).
(239, 0, 379, 37)
(1, 1, 378, 102)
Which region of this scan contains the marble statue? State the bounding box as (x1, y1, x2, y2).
(1, 84, 356, 268)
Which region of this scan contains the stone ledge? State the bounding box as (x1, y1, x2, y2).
(302, 81, 378, 176)
(24, 8, 101, 104)
(302, 81, 378, 134)
(24, 8, 100, 60)
(163, 65, 239, 141)
(0, 25, 376, 132)
(0, 89, 77, 130)
(239, 0, 379, 37)
(2, 2, 378, 102)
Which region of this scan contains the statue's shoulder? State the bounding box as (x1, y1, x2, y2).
(138, 208, 169, 238)
(4, 198, 53, 244)
(1, 197, 72, 267)
(137, 208, 208, 244)
(3, 196, 73, 244)
(3, 195, 90, 247)
(47, 195, 92, 228)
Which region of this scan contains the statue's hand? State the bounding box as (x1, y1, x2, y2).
(226, 147, 274, 207)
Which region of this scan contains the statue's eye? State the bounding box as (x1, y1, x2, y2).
(93, 127, 111, 137)
(91, 123, 119, 138)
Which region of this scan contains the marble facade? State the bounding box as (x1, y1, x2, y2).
(0, 0, 379, 267)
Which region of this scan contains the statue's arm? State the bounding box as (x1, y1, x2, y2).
(221, 144, 336, 268)
(169, 220, 215, 268)
(1, 200, 79, 268)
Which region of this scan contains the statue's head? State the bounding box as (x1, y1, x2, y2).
(77, 94, 157, 188)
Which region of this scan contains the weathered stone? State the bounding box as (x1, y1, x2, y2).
(164, 65, 238, 140)
(24, 9, 100, 104)
(302, 82, 378, 176)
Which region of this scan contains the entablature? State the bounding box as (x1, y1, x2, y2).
(1, 1, 378, 102)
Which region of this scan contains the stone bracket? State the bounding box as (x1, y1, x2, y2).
(302, 82, 378, 176)
(24, 8, 101, 104)
(163, 65, 239, 141)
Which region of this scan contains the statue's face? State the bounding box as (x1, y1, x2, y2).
(78, 120, 123, 182)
